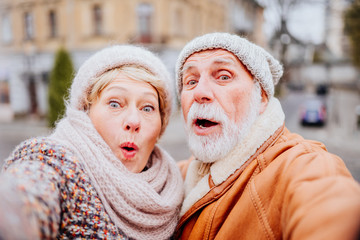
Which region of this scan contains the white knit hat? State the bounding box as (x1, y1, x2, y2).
(70, 45, 172, 109)
(175, 32, 283, 98)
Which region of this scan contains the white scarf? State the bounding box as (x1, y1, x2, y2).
(51, 107, 184, 240)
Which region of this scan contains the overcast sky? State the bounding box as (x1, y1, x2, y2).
(263, 1, 326, 44)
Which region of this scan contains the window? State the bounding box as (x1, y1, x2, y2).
(1, 13, 13, 43)
(137, 3, 153, 43)
(93, 4, 102, 35)
(49, 10, 57, 38)
(24, 11, 34, 40)
(0, 81, 10, 104)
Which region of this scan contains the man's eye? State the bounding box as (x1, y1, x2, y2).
(109, 101, 120, 108)
(219, 75, 230, 80)
(142, 106, 154, 112)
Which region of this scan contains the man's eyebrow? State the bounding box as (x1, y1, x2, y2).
(181, 57, 237, 74)
(212, 57, 237, 65)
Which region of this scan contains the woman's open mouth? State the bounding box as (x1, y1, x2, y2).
(120, 142, 138, 159)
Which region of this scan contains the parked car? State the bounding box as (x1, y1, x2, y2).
(316, 84, 329, 96)
(300, 98, 327, 126)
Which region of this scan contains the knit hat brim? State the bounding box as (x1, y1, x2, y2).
(70, 45, 172, 110)
(175, 32, 283, 99)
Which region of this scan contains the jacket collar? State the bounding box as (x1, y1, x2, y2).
(181, 97, 285, 216)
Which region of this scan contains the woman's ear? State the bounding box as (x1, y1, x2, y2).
(259, 89, 268, 114)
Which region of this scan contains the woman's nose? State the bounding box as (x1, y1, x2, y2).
(193, 77, 214, 104)
(123, 108, 140, 132)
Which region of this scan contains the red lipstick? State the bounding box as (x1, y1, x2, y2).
(120, 142, 138, 159)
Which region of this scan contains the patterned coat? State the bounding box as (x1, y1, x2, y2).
(0, 137, 128, 239)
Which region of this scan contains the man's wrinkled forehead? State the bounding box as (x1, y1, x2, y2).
(181, 49, 251, 76)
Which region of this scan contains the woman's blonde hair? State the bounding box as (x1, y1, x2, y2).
(85, 64, 170, 136)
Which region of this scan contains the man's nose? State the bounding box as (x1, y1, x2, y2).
(193, 77, 214, 104)
(123, 108, 140, 132)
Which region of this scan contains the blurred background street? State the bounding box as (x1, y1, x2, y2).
(1, 88, 360, 181)
(0, 0, 359, 181)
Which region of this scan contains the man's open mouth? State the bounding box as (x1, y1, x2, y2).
(195, 118, 219, 128)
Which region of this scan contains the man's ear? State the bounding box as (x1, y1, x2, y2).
(259, 89, 268, 114)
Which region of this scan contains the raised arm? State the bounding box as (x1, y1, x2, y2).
(0, 140, 63, 239)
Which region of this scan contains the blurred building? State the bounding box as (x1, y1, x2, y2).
(324, 0, 360, 137)
(0, 0, 265, 119)
(285, 0, 360, 137)
(325, 0, 351, 60)
(229, 0, 266, 47)
(282, 0, 357, 88)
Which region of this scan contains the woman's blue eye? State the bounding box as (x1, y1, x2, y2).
(143, 106, 154, 112)
(220, 75, 230, 80)
(186, 80, 197, 85)
(109, 101, 120, 108)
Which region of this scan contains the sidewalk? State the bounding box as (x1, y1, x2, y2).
(0, 118, 51, 165)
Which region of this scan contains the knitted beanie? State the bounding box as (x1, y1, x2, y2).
(175, 32, 283, 98)
(68, 44, 173, 135)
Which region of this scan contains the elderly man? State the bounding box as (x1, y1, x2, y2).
(174, 32, 360, 240)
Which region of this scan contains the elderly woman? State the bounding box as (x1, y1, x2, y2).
(0, 45, 184, 239)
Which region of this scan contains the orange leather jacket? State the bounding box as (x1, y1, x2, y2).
(175, 127, 360, 240)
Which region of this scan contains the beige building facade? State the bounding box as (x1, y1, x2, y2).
(0, 0, 265, 118)
(0, 0, 230, 53)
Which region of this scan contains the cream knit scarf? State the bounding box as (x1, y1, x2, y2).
(51, 107, 184, 240)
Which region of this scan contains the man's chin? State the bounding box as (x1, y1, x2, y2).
(188, 133, 235, 163)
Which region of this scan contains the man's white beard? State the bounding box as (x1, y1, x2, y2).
(185, 83, 262, 163)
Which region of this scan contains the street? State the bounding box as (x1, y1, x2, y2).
(0, 91, 359, 181)
(280, 91, 360, 181)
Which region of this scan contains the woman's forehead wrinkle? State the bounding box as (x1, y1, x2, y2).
(182, 63, 197, 76)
